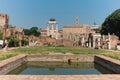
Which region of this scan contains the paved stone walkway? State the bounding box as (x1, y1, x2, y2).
(0, 75, 120, 80)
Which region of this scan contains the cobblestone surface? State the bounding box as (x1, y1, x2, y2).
(0, 75, 120, 80)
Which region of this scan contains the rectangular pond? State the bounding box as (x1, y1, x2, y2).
(7, 61, 115, 75)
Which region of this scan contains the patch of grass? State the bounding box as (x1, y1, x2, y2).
(0, 51, 18, 60)
(0, 46, 120, 61)
(101, 51, 120, 60)
(54, 47, 105, 54)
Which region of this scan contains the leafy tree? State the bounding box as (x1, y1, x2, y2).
(24, 27, 41, 37)
(24, 29, 31, 36)
(101, 9, 120, 38)
(5, 36, 12, 41)
(30, 27, 38, 31)
(5, 37, 19, 47)
(0, 31, 3, 39)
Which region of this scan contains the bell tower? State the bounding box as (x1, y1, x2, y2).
(75, 17, 79, 26)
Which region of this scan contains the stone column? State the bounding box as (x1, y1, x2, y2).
(82, 37, 85, 47)
(89, 38, 91, 48)
(47, 23, 50, 36)
(56, 23, 58, 33)
(51, 24, 54, 37)
(108, 33, 111, 50)
(55, 23, 58, 39)
(98, 38, 101, 49)
(93, 36, 95, 48)
(101, 35, 105, 49)
(52, 24, 54, 30)
(89, 42, 91, 48)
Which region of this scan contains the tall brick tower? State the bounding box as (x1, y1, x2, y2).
(0, 14, 9, 39)
(75, 17, 79, 26)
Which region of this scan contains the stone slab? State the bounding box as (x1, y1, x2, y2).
(0, 75, 120, 80)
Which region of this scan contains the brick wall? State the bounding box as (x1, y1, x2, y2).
(36, 36, 73, 46)
(110, 35, 119, 48)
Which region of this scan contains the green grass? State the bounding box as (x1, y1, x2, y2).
(0, 46, 120, 60)
(12, 46, 105, 54)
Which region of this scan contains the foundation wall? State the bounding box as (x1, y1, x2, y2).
(95, 55, 120, 73)
(0, 54, 26, 74)
(0, 54, 120, 76)
(27, 54, 94, 62)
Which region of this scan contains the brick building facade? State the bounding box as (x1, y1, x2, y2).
(63, 18, 95, 42)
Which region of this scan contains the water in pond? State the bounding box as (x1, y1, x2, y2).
(7, 61, 115, 75)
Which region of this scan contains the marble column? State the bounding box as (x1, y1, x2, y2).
(47, 23, 50, 36)
(98, 38, 101, 49)
(56, 23, 58, 33)
(51, 24, 54, 30)
(108, 33, 111, 50)
(82, 37, 85, 47)
(93, 36, 95, 48)
(89, 38, 91, 48)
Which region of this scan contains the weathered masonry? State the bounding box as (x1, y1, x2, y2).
(0, 54, 120, 80)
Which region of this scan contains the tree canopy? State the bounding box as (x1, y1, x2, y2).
(24, 27, 41, 37)
(0, 31, 3, 39)
(101, 9, 120, 38)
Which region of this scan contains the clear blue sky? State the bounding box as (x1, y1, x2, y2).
(0, 0, 120, 29)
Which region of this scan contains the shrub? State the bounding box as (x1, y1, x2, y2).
(8, 39, 19, 47)
(21, 40, 29, 46)
(57, 45, 65, 47)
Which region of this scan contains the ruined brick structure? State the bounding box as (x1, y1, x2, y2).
(0, 13, 9, 39)
(8, 26, 24, 40)
(0, 13, 24, 41)
(29, 36, 73, 46)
